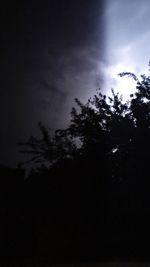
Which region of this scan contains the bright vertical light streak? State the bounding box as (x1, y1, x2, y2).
(103, 0, 150, 101)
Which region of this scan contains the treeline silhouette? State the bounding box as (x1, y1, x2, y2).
(1, 69, 150, 265)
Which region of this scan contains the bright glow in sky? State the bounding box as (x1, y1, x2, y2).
(103, 0, 150, 102)
(102, 60, 137, 101)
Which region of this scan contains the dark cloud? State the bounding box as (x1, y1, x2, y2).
(1, 0, 150, 168)
(0, 0, 106, 166)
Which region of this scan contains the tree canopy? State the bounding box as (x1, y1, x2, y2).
(11, 65, 150, 263)
(18, 67, 150, 184)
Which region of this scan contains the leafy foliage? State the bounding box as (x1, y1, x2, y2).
(18, 65, 150, 185)
(4, 64, 150, 262)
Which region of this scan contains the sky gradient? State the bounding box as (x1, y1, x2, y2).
(0, 0, 105, 166)
(1, 0, 150, 167)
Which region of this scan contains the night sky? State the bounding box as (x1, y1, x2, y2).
(1, 0, 150, 167)
(0, 0, 105, 166)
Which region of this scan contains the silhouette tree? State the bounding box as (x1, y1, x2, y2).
(16, 64, 150, 262)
